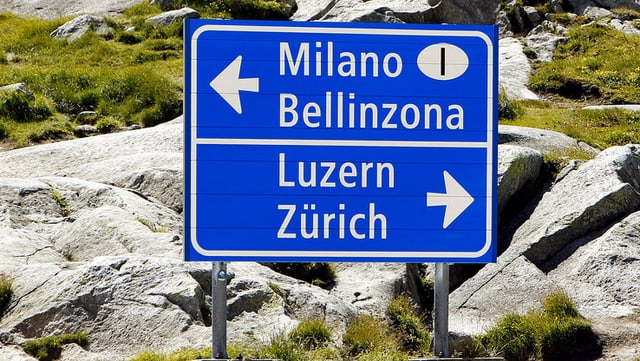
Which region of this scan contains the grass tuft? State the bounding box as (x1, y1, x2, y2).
(342, 314, 394, 355)
(257, 331, 306, 361)
(530, 23, 640, 103)
(0, 274, 12, 317)
(135, 215, 168, 233)
(129, 347, 211, 361)
(23, 332, 89, 361)
(289, 318, 332, 350)
(0, 13, 182, 148)
(387, 295, 431, 355)
(501, 100, 640, 150)
(480, 290, 597, 361)
(498, 90, 524, 121)
(51, 189, 71, 217)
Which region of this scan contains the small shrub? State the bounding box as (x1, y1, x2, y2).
(23, 332, 89, 361)
(0, 274, 12, 316)
(143, 38, 181, 51)
(257, 332, 305, 361)
(289, 318, 332, 350)
(51, 189, 71, 217)
(0, 91, 52, 122)
(27, 120, 73, 143)
(268, 281, 285, 298)
(481, 313, 536, 361)
(481, 291, 598, 361)
(353, 346, 407, 361)
(542, 290, 580, 319)
(123, 2, 163, 17)
(0, 122, 8, 139)
(95, 116, 123, 133)
(611, 7, 640, 20)
(0, 90, 30, 121)
(342, 315, 390, 355)
(387, 295, 430, 354)
(117, 31, 143, 44)
(498, 90, 523, 121)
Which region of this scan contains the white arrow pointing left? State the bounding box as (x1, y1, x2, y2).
(426, 171, 474, 229)
(209, 55, 259, 115)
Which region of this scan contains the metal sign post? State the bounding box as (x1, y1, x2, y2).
(212, 262, 228, 359)
(434, 263, 450, 357)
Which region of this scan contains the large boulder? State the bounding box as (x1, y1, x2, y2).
(0, 116, 364, 360)
(499, 124, 599, 155)
(513, 144, 640, 267)
(328, 263, 407, 316)
(0, 256, 210, 360)
(145, 7, 200, 27)
(566, 0, 640, 13)
(497, 145, 543, 216)
(451, 145, 640, 333)
(549, 210, 640, 318)
(0, 0, 143, 19)
(498, 38, 539, 100)
(292, 0, 496, 24)
(0, 118, 183, 213)
(50, 15, 115, 41)
(228, 263, 357, 341)
(408, 0, 497, 24)
(525, 24, 567, 62)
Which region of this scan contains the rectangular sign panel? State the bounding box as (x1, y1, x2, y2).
(184, 19, 498, 262)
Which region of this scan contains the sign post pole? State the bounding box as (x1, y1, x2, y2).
(434, 263, 449, 357)
(212, 262, 228, 359)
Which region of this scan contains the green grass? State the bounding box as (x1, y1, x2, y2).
(23, 332, 89, 361)
(0, 274, 12, 317)
(268, 281, 285, 298)
(387, 295, 431, 355)
(129, 347, 211, 361)
(129, 292, 599, 361)
(500, 100, 640, 151)
(134, 314, 406, 361)
(0, 0, 295, 148)
(288, 318, 333, 350)
(530, 23, 640, 104)
(508, 22, 640, 153)
(51, 189, 71, 217)
(480, 290, 595, 361)
(135, 215, 168, 233)
(342, 314, 400, 356)
(0, 10, 182, 147)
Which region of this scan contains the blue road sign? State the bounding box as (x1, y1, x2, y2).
(184, 19, 498, 263)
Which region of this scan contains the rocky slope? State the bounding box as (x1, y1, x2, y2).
(1, 1, 640, 361)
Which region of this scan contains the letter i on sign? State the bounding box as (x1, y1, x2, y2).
(440, 47, 445, 76)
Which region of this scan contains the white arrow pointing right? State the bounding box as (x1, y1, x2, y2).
(209, 55, 259, 115)
(426, 171, 474, 229)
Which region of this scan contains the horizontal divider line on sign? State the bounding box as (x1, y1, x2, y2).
(194, 138, 490, 148)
